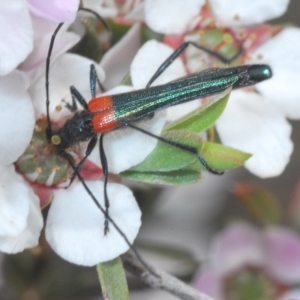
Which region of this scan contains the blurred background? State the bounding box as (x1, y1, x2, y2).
(1, 1, 300, 299)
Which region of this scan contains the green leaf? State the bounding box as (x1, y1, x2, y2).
(128, 130, 203, 172)
(193, 141, 251, 171)
(122, 131, 251, 185)
(97, 257, 129, 300)
(122, 169, 201, 185)
(233, 183, 282, 225)
(164, 91, 230, 133)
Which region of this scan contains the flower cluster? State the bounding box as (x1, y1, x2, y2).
(0, 0, 299, 270)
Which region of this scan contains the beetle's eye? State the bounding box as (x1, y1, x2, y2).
(51, 135, 61, 145)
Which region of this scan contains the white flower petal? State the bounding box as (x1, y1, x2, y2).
(211, 222, 265, 276)
(29, 53, 105, 121)
(125, 2, 145, 21)
(0, 71, 35, 165)
(131, 40, 186, 89)
(28, 0, 79, 22)
(145, 0, 205, 34)
(0, 165, 29, 237)
(0, 164, 42, 253)
(216, 91, 293, 178)
(46, 181, 141, 266)
(30, 14, 61, 39)
(209, 0, 289, 27)
(0, 186, 43, 253)
(20, 31, 80, 74)
(166, 100, 201, 123)
(0, 0, 33, 75)
(264, 227, 300, 284)
(103, 85, 134, 95)
(100, 23, 141, 89)
(249, 28, 300, 119)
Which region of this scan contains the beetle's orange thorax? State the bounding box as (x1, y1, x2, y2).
(88, 96, 119, 132)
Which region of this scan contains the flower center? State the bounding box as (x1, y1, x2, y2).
(16, 120, 72, 186)
(224, 267, 287, 300)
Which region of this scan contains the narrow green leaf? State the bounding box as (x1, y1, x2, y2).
(164, 91, 230, 133)
(233, 183, 282, 225)
(106, 19, 131, 46)
(97, 257, 129, 300)
(121, 169, 201, 185)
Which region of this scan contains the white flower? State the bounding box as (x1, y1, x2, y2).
(215, 91, 293, 177)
